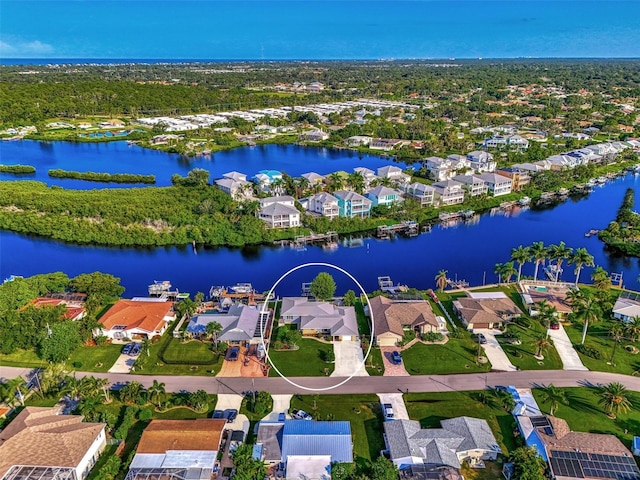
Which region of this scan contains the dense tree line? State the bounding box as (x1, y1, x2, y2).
(599, 187, 640, 256)
(0, 165, 36, 174)
(48, 169, 155, 184)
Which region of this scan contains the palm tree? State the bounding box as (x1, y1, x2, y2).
(568, 247, 595, 287)
(609, 324, 625, 364)
(548, 242, 573, 283)
(40, 363, 68, 396)
(494, 263, 505, 284)
(623, 316, 640, 342)
(536, 300, 557, 328)
(591, 266, 611, 291)
(537, 384, 567, 415)
(511, 245, 532, 283)
(435, 269, 448, 292)
(347, 171, 365, 194)
(530, 241, 548, 282)
(486, 387, 516, 412)
(598, 382, 632, 418)
(572, 290, 602, 345)
(6, 376, 27, 406)
(327, 172, 344, 192)
(532, 334, 550, 358)
(119, 381, 145, 404)
(502, 262, 517, 284)
(206, 321, 223, 349)
(148, 380, 166, 407)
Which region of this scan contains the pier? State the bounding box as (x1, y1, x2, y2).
(377, 275, 408, 293)
(293, 231, 338, 247)
(375, 221, 419, 239)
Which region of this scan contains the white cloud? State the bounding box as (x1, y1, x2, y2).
(0, 38, 54, 57)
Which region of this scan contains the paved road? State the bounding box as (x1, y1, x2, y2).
(3, 366, 640, 395)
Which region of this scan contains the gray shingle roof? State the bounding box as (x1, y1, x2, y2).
(440, 417, 501, 453)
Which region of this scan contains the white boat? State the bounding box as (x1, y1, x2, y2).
(543, 264, 563, 281)
(517, 196, 531, 206)
(148, 280, 172, 296)
(230, 283, 254, 294)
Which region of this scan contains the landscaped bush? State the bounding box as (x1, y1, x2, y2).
(398, 330, 416, 346)
(422, 331, 445, 342)
(516, 317, 531, 328)
(448, 328, 463, 339)
(574, 343, 602, 359)
(113, 406, 138, 440)
(138, 408, 154, 421)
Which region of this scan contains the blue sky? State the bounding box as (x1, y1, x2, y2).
(2, 1, 640, 59)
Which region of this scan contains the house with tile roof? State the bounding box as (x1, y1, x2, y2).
(453, 292, 521, 330)
(95, 299, 175, 340)
(0, 407, 106, 480)
(187, 304, 265, 345)
(383, 416, 501, 473)
(27, 297, 86, 321)
(367, 296, 444, 347)
(280, 297, 359, 341)
(125, 419, 226, 480)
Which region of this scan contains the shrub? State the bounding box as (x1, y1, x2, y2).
(113, 406, 138, 440)
(516, 317, 531, 328)
(138, 408, 154, 421)
(72, 361, 82, 369)
(574, 343, 602, 359)
(422, 331, 445, 342)
(448, 328, 463, 339)
(94, 335, 108, 346)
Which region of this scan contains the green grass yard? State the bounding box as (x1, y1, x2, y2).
(0, 344, 122, 372)
(268, 337, 334, 377)
(497, 323, 564, 370)
(402, 338, 492, 375)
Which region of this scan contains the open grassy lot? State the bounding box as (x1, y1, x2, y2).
(404, 390, 517, 453)
(0, 348, 45, 368)
(162, 338, 218, 363)
(0, 344, 122, 372)
(564, 320, 640, 375)
(365, 346, 384, 375)
(268, 337, 334, 377)
(532, 387, 640, 452)
(497, 323, 563, 370)
(402, 337, 492, 375)
(290, 394, 384, 465)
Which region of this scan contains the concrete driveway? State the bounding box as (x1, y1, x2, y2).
(547, 323, 588, 371)
(377, 393, 409, 420)
(262, 394, 293, 421)
(331, 340, 368, 377)
(473, 329, 517, 372)
(214, 394, 249, 432)
(107, 351, 136, 373)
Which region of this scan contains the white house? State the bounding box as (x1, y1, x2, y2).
(96, 299, 176, 340)
(452, 174, 488, 197)
(215, 171, 251, 199)
(478, 172, 513, 196)
(307, 192, 340, 219)
(258, 196, 300, 228)
(432, 180, 465, 205)
(353, 167, 378, 187)
(344, 135, 373, 147)
(301, 172, 325, 186)
(467, 150, 496, 173)
(612, 292, 640, 323)
(377, 165, 410, 185)
(279, 297, 359, 341)
(401, 182, 436, 207)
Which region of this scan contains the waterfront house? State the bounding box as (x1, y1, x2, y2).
(366, 186, 403, 207)
(279, 297, 359, 341)
(367, 295, 444, 347)
(96, 299, 175, 340)
(370, 138, 405, 151)
(301, 129, 329, 142)
(126, 419, 226, 480)
(400, 182, 436, 207)
(301, 171, 325, 186)
(467, 150, 496, 173)
(519, 282, 574, 319)
(0, 407, 106, 480)
(187, 304, 266, 345)
(27, 293, 87, 321)
(333, 190, 372, 218)
(377, 165, 411, 185)
(254, 420, 353, 478)
(353, 167, 378, 187)
(510, 162, 548, 174)
(452, 174, 488, 197)
(484, 135, 529, 150)
(257, 196, 300, 228)
(253, 170, 283, 194)
(496, 167, 531, 191)
(307, 192, 340, 219)
(432, 180, 465, 206)
(383, 416, 500, 473)
(612, 291, 640, 324)
(424, 156, 452, 181)
(345, 135, 373, 147)
(453, 292, 521, 330)
(478, 172, 513, 196)
(215, 171, 251, 199)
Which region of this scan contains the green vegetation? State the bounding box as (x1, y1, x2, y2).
(269, 326, 334, 376)
(532, 386, 640, 450)
(599, 187, 640, 257)
(508, 447, 547, 480)
(497, 323, 564, 370)
(290, 394, 384, 462)
(48, 169, 155, 184)
(310, 272, 337, 301)
(240, 391, 273, 421)
(404, 390, 516, 453)
(0, 164, 35, 174)
(402, 338, 492, 375)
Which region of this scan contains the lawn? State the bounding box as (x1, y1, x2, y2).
(290, 394, 384, 464)
(404, 390, 517, 454)
(67, 344, 123, 372)
(365, 346, 384, 376)
(497, 323, 564, 370)
(0, 348, 45, 368)
(564, 320, 640, 375)
(531, 387, 640, 452)
(268, 337, 334, 377)
(162, 339, 219, 363)
(354, 300, 371, 336)
(402, 337, 492, 375)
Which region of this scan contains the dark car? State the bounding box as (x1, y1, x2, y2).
(391, 351, 402, 365)
(223, 409, 238, 423)
(212, 410, 225, 419)
(228, 346, 240, 361)
(475, 333, 487, 344)
(121, 343, 134, 355)
(129, 343, 141, 356)
(550, 320, 560, 330)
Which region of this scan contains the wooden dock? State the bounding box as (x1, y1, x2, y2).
(293, 231, 338, 246)
(375, 221, 419, 239)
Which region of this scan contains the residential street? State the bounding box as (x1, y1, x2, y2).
(2, 366, 639, 396)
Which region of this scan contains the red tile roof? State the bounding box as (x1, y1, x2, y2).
(99, 300, 174, 333)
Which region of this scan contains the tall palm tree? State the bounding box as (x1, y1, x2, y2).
(511, 245, 532, 283)
(568, 247, 595, 287)
(435, 269, 448, 292)
(6, 376, 27, 406)
(591, 266, 611, 292)
(148, 380, 166, 407)
(536, 300, 557, 328)
(494, 263, 505, 284)
(327, 172, 344, 192)
(623, 316, 640, 342)
(532, 334, 550, 358)
(119, 381, 145, 404)
(537, 384, 567, 416)
(206, 321, 223, 349)
(530, 241, 548, 282)
(502, 262, 517, 284)
(572, 290, 602, 345)
(347, 171, 365, 194)
(598, 382, 632, 418)
(548, 242, 573, 283)
(609, 324, 625, 364)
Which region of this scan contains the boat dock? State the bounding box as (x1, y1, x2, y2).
(293, 231, 338, 247)
(378, 276, 408, 293)
(375, 221, 419, 239)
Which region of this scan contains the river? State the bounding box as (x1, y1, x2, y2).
(1, 140, 640, 296)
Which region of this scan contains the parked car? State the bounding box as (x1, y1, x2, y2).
(550, 320, 560, 330)
(475, 333, 487, 344)
(121, 343, 134, 355)
(223, 409, 238, 423)
(129, 343, 141, 356)
(391, 351, 403, 365)
(383, 403, 394, 420)
(228, 346, 240, 361)
(212, 410, 225, 419)
(292, 409, 313, 420)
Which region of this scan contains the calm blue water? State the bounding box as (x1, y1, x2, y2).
(0, 141, 403, 189)
(2, 1, 640, 60)
(2, 159, 640, 297)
